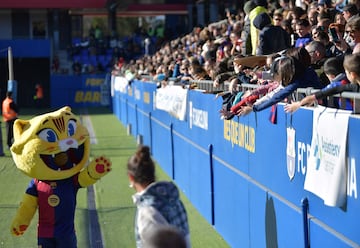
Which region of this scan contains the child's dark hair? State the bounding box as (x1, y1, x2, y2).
(127, 145, 155, 185)
(323, 57, 344, 76)
(285, 47, 309, 79)
(269, 56, 295, 86)
(344, 53, 360, 77)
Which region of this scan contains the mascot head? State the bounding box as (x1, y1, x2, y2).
(11, 106, 90, 180)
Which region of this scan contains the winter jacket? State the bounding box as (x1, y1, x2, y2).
(249, 6, 268, 55)
(256, 26, 291, 55)
(320, 73, 352, 110)
(133, 181, 190, 248)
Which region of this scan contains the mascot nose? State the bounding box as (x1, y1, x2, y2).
(59, 138, 78, 152)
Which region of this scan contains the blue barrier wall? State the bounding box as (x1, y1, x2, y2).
(51, 74, 109, 108)
(112, 78, 360, 248)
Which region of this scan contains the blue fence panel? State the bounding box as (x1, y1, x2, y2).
(141, 82, 157, 147)
(111, 76, 360, 248)
(120, 89, 129, 124)
(213, 159, 250, 248)
(172, 135, 212, 222)
(150, 115, 172, 176)
(124, 83, 137, 136)
(309, 222, 354, 248)
(270, 196, 304, 248)
(112, 90, 121, 122)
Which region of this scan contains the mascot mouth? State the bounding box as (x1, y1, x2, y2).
(40, 143, 85, 171)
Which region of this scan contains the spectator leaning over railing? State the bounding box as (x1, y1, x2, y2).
(237, 47, 322, 116)
(230, 55, 295, 119)
(319, 56, 352, 109)
(213, 53, 256, 89)
(284, 53, 360, 113)
(220, 54, 287, 120)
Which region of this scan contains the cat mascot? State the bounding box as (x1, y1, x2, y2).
(10, 106, 111, 248)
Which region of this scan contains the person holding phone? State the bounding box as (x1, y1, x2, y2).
(345, 16, 360, 54)
(311, 23, 345, 59)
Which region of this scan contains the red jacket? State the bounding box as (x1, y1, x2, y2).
(2, 97, 18, 121)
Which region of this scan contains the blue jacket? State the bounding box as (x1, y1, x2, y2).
(253, 66, 321, 112)
(295, 33, 312, 48)
(320, 73, 353, 110)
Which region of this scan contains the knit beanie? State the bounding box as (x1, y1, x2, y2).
(253, 12, 272, 30)
(253, 0, 267, 7)
(244, 1, 256, 15)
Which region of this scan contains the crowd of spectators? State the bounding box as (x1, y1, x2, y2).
(54, 23, 167, 75)
(113, 0, 360, 118)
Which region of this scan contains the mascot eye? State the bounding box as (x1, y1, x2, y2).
(38, 129, 58, 142)
(68, 120, 77, 136)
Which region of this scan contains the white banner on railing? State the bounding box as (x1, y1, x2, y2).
(155, 85, 188, 121)
(113, 76, 128, 93)
(304, 106, 351, 207)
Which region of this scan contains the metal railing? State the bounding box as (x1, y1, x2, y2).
(138, 74, 360, 113)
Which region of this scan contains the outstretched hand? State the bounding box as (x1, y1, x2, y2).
(284, 102, 301, 113)
(236, 105, 253, 116)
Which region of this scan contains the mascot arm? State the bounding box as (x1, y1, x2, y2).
(79, 155, 111, 187)
(11, 193, 38, 236)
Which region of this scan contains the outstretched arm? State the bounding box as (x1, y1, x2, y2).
(78, 155, 111, 187)
(284, 95, 317, 113)
(11, 193, 38, 236)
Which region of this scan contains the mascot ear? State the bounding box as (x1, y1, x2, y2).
(11, 119, 29, 154)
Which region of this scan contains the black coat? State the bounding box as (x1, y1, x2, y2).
(256, 25, 291, 55)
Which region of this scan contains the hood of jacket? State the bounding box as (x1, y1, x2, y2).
(133, 181, 180, 207)
(253, 12, 272, 30)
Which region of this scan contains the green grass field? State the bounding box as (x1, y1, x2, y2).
(0, 107, 229, 248)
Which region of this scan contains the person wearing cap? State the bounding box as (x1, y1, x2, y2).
(252, 12, 291, 55)
(241, 0, 256, 55)
(248, 0, 268, 55)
